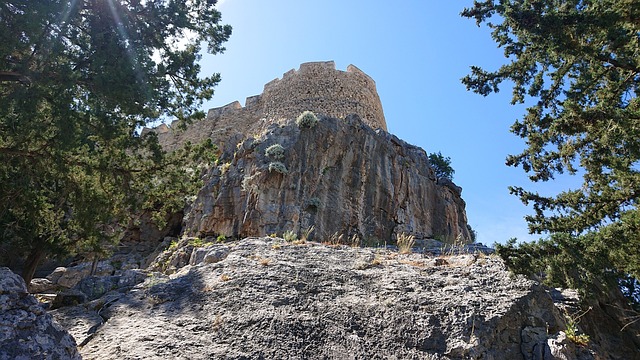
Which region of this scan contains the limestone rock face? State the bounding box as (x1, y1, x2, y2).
(184, 114, 471, 242)
(0, 267, 80, 360)
(78, 238, 600, 360)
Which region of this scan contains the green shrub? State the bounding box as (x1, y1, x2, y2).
(268, 161, 288, 174)
(216, 234, 226, 243)
(296, 111, 318, 128)
(168, 240, 179, 251)
(265, 144, 285, 160)
(283, 230, 297, 242)
(188, 237, 206, 247)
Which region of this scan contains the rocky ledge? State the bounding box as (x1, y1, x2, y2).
(0, 267, 81, 360)
(73, 237, 608, 360)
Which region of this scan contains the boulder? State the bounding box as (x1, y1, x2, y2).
(51, 289, 87, 309)
(74, 276, 120, 301)
(78, 238, 626, 359)
(46, 261, 114, 289)
(0, 267, 80, 359)
(189, 245, 230, 266)
(117, 269, 147, 289)
(28, 278, 57, 294)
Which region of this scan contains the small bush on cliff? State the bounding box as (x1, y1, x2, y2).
(296, 111, 318, 128)
(428, 152, 455, 181)
(265, 144, 285, 160)
(268, 161, 288, 174)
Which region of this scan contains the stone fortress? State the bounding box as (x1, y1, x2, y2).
(144, 61, 387, 150)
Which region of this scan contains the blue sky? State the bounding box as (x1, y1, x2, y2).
(197, 0, 580, 244)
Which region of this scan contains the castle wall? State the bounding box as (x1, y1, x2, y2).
(261, 61, 387, 130)
(145, 61, 388, 151)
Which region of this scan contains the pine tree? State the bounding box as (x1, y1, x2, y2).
(462, 0, 639, 301)
(0, 0, 231, 283)
(428, 152, 455, 181)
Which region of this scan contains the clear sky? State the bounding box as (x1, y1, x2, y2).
(197, 0, 579, 245)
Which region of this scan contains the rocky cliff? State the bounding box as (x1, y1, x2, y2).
(184, 114, 470, 241)
(146, 62, 470, 242)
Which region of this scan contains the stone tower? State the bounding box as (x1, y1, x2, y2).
(260, 61, 387, 130)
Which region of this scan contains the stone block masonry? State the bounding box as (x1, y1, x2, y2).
(143, 61, 387, 151)
(261, 61, 387, 131)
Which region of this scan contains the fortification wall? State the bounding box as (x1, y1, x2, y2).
(261, 61, 387, 130)
(145, 61, 387, 151)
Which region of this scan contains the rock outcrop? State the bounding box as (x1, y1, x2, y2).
(0, 267, 81, 360)
(183, 114, 470, 241)
(144, 62, 470, 242)
(78, 238, 608, 360)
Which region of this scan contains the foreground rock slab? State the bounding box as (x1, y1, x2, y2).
(78, 238, 602, 360)
(0, 267, 80, 360)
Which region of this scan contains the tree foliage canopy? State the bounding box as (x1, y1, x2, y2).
(462, 0, 640, 301)
(0, 0, 231, 281)
(428, 152, 455, 181)
(462, 0, 639, 234)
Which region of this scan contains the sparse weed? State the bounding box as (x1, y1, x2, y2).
(211, 315, 223, 331)
(168, 240, 179, 251)
(349, 234, 361, 248)
(301, 226, 315, 241)
(324, 232, 360, 247)
(188, 237, 207, 247)
(565, 308, 591, 346)
(219, 162, 231, 175)
(241, 171, 261, 193)
(370, 256, 384, 267)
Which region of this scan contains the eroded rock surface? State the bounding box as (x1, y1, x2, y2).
(184, 114, 471, 242)
(0, 267, 80, 360)
(78, 238, 600, 360)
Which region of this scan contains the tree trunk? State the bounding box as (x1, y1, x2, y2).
(90, 254, 99, 276)
(22, 247, 45, 287)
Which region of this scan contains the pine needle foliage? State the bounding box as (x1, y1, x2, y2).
(0, 0, 231, 282)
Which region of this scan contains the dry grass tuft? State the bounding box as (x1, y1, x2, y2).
(397, 233, 415, 254)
